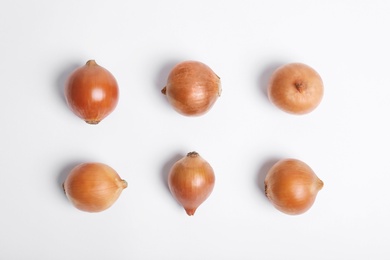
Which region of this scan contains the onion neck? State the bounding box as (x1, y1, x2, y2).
(185, 208, 196, 216)
(316, 179, 324, 190)
(187, 151, 199, 158)
(216, 77, 222, 96)
(86, 60, 97, 66)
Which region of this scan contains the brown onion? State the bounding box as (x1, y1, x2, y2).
(63, 162, 127, 212)
(65, 60, 119, 124)
(161, 60, 221, 116)
(168, 152, 215, 215)
(264, 158, 323, 215)
(268, 62, 324, 114)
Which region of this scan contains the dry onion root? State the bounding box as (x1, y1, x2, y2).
(264, 158, 323, 215)
(63, 162, 127, 213)
(65, 60, 119, 124)
(168, 152, 215, 216)
(161, 60, 221, 116)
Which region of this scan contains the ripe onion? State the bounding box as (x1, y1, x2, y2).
(268, 62, 324, 114)
(264, 158, 323, 215)
(63, 162, 127, 212)
(161, 60, 221, 116)
(168, 152, 215, 216)
(65, 60, 119, 124)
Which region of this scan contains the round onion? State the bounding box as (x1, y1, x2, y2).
(168, 152, 215, 215)
(63, 162, 127, 212)
(268, 62, 324, 114)
(161, 60, 221, 116)
(264, 158, 323, 215)
(65, 60, 119, 124)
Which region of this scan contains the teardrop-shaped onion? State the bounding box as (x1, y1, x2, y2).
(65, 60, 119, 124)
(168, 152, 215, 216)
(161, 60, 221, 116)
(264, 158, 323, 215)
(63, 162, 127, 212)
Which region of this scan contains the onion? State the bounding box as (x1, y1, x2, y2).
(264, 158, 323, 215)
(65, 60, 119, 124)
(168, 152, 215, 215)
(63, 162, 127, 212)
(267, 62, 324, 114)
(161, 60, 221, 116)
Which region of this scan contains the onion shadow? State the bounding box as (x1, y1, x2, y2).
(256, 157, 281, 199)
(56, 63, 81, 106)
(258, 62, 285, 99)
(160, 153, 184, 195)
(57, 161, 85, 202)
(154, 60, 181, 105)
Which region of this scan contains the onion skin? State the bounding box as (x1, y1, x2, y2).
(268, 63, 324, 115)
(63, 162, 127, 213)
(264, 159, 323, 215)
(65, 60, 119, 124)
(168, 152, 215, 216)
(161, 61, 221, 116)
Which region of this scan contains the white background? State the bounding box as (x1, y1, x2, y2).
(1, 0, 389, 259)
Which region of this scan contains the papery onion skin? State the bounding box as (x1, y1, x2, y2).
(168, 152, 215, 216)
(65, 60, 119, 124)
(63, 162, 127, 213)
(268, 63, 324, 115)
(161, 61, 221, 116)
(264, 158, 323, 215)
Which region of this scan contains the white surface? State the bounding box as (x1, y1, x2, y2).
(1, 0, 389, 259)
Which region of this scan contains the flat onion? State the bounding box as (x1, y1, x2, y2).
(161, 60, 221, 116)
(168, 152, 215, 216)
(65, 60, 119, 124)
(63, 162, 127, 212)
(264, 158, 323, 215)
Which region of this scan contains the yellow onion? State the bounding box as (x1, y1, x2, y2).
(168, 152, 215, 215)
(63, 162, 127, 212)
(264, 158, 323, 215)
(161, 60, 221, 116)
(268, 62, 324, 114)
(65, 60, 119, 124)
